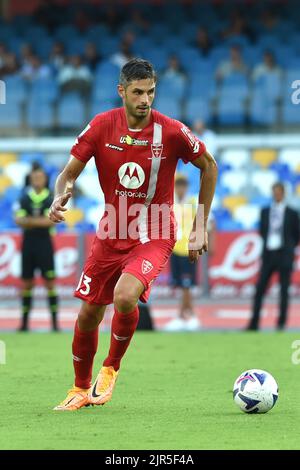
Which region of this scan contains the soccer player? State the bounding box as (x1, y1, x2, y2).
(15, 167, 59, 332)
(49, 58, 217, 411)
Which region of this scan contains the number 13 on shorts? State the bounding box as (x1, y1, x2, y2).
(76, 272, 92, 295)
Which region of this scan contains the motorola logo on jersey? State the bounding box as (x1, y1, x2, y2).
(118, 162, 145, 189)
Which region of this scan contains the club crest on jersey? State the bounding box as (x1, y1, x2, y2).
(142, 259, 153, 275)
(151, 143, 163, 158)
(120, 135, 148, 146)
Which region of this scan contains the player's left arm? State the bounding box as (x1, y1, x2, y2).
(188, 150, 218, 263)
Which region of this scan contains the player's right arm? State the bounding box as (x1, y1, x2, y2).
(49, 116, 100, 223)
(49, 156, 86, 223)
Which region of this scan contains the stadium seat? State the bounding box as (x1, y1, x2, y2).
(0, 102, 23, 128)
(156, 75, 187, 101)
(251, 170, 278, 197)
(249, 91, 278, 126)
(278, 148, 300, 172)
(252, 149, 277, 168)
(57, 93, 86, 129)
(0, 173, 13, 193)
(76, 172, 105, 201)
(223, 195, 248, 214)
(3, 161, 31, 188)
(90, 100, 117, 119)
(92, 77, 118, 102)
(64, 208, 84, 229)
(185, 98, 211, 124)
(0, 153, 17, 168)
(19, 152, 45, 165)
(27, 100, 54, 130)
(282, 99, 300, 125)
(220, 170, 248, 194)
(233, 204, 260, 230)
(155, 97, 182, 120)
(3, 186, 21, 204)
(3, 75, 27, 104)
(219, 149, 251, 170)
(217, 74, 248, 126)
(30, 78, 58, 103)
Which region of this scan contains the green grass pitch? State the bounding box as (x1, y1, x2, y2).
(0, 331, 300, 450)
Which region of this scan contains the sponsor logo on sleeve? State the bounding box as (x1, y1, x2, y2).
(181, 126, 201, 153)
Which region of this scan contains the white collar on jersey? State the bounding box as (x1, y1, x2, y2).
(128, 128, 143, 132)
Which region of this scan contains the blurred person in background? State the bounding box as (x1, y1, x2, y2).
(84, 42, 101, 73)
(165, 173, 216, 332)
(49, 42, 66, 75)
(192, 119, 217, 159)
(110, 31, 135, 68)
(162, 55, 187, 83)
(252, 50, 282, 81)
(58, 54, 92, 97)
(221, 9, 254, 42)
(0, 42, 8, 68)
(216, 45, 249, 82)
(192, 27, 212, 58)
(21, 54, 51, 81)
(14, 167, 59, 332)
(0, 52, 19, 78)
(248, 183, 300, 331)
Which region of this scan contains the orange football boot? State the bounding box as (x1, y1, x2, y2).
(53, 386, 89, 411)
(88, 366, 119, 406)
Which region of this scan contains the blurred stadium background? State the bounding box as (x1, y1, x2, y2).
(1, 0, 300, 331)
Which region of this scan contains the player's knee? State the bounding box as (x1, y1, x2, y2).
(79, 303, 104, 323)
(113, 287, 137, 313)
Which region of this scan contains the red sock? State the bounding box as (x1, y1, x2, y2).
(103, 306, 139, 371)
(72, 320, 99, 389)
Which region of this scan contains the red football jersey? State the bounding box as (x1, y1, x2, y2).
(71, 107, 206, 249)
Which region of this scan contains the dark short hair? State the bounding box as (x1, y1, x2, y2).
(272, 182, 285, 192)
(119, 58, 156, 88)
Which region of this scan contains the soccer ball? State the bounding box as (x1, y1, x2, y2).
(233, 369, 279, 414)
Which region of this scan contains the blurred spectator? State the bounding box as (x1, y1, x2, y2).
(164, 173, 200, 332)
(221, 10, 254, 42)
(0, 42, 8, 68)
(58, 55, 92, 97)
(111, 31, 135, 68)
(216, 45, 249, 81)
(162, 55, 187, 82)
(34, 0, 66, 33)
(252, 50, 282, 81)
(49, 42, 66, 74)
(21, 55, 51, 81)
(0, 52, 19, 78)
(20, 44, 35, 68)
(260, 8, 280, 34)
(105, 6, 122, 33)
(192, 119, 217, 158)
(248, 183, 300, 331)
(84, 42, 101, 72)
(193, 27, 212, 57)
(130, 9, 151, 35)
